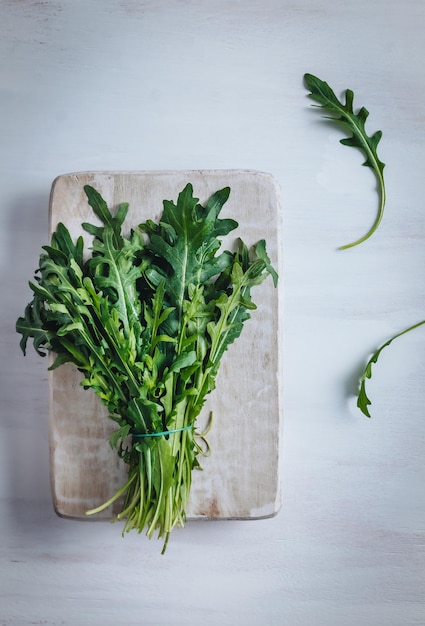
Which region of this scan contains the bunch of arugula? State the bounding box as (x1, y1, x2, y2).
(16, 182, 278, 553)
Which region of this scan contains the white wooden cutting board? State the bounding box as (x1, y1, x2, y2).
(48, 170, 283, 521)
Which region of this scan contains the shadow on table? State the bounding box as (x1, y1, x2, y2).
(0, 188, 55, 531)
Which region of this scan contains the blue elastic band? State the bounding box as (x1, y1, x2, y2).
(132, 424, 194, 439)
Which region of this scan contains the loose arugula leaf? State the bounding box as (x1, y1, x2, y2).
(304, 73, 386, 249)
(357, 320, 425, 417)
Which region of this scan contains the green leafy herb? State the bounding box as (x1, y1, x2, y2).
(304, 73, 386, 250)
(16, 183, 278, 553)
(357, 320, 425, 417)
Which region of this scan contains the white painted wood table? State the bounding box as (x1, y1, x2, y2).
(1, 1, 424, 625)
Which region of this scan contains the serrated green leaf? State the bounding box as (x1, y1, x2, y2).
(44, 222, 84, 268)
(16, 299, 49, 356)
(357, 320, 425, 417)
(253, 239, 279, 287)
(141, 183, 237, 316)
(357, 378, 372, 418)
(305, 73, 386, 249)
(110, 423, 131, 450)
(83, 185, 128, 249)
(86, 227, 143, 337)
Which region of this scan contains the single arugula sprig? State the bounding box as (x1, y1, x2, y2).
(304, 73, 386, 250)
(16, 182, 277, 553)
(357, 319, 425, 417)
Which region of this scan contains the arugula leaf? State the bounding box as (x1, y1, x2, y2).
(83, 185, 129, 249)
(304, 73, 386, 249)
(16, 299, 49, 356)
(357, 320, 425, 417)
(140, 183, 237, 314)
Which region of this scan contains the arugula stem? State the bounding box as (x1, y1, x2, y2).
(136, 461, 145, 530)
(339, 166, 386, 250)
(85, 471, 137, 516)
(161, 532, 171, 555)
(146, 451, 165, 538)
(117, 478, 141, 521)
(175, 430, 188, 503)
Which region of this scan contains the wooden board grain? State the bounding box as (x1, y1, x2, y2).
(49, 170, 283, 521)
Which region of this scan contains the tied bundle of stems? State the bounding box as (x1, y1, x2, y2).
(16, 182, 277, 553)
